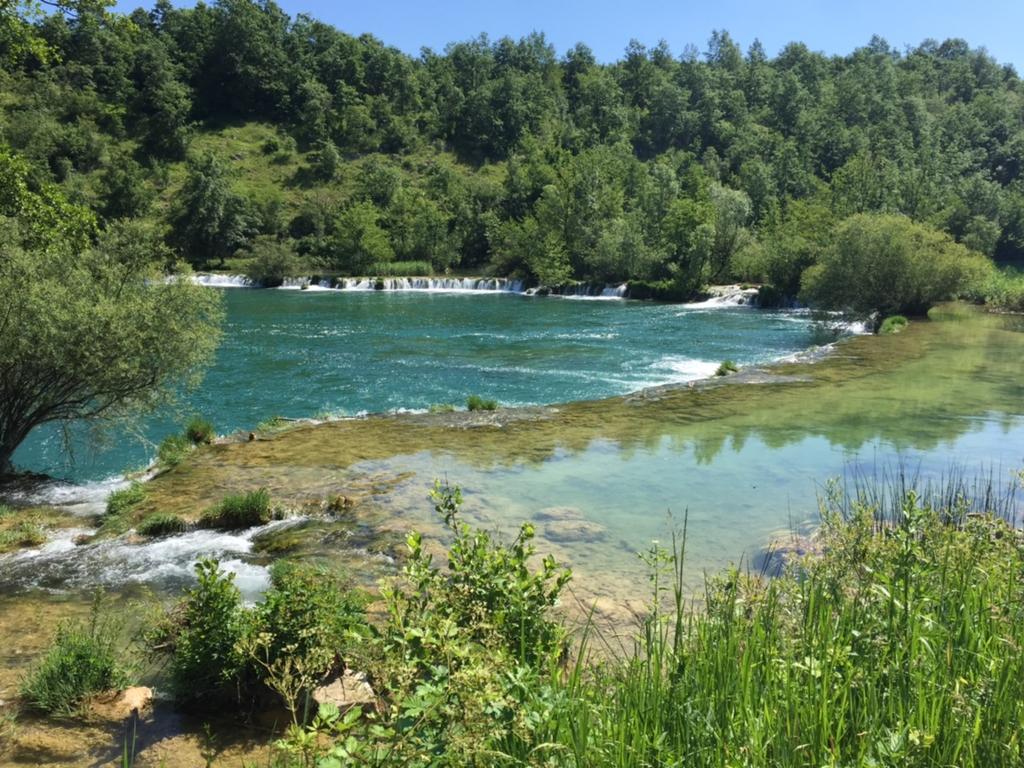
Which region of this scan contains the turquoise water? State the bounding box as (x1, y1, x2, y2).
(1, 299, 1021, 609)
(12, 290, 823, 482)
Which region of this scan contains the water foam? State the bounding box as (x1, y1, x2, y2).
(0, 517, 304, 600)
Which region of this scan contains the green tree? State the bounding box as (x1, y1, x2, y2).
(97, 152, 153, 220)
(327, 201, 394, 274)
(244, 235, 296, 287)
(0, 154, 222, 473)
(801, 213, 991, 317)
(170, 154, 254, 266)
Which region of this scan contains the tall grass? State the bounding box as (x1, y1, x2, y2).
(976, 266, 1024, 312)
(528, 492, 1024, 767)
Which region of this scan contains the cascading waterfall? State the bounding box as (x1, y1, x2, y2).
(192, 273, 256, 288)
(192, 274, 633, 297)
(333, 276, 528, 292)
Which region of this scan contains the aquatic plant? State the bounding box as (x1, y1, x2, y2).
(136, 513, 187, 537)
(105, 482, 146, 516)
(256, 415, 291, 434)
(715, 359, 739, 376)
(199, 488, 272, 529)
(21, 604, 132, 715)
(466, 394, 498, 411)
(879, 314, 909, 334)
(157, 433, 192, 469)
(0, 520, 46, 553)
(185, 416, 216, 445)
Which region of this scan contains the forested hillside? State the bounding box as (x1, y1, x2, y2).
(2, 0, 1023, 299)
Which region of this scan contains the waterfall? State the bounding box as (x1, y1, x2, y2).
(333, 276, 528, 293)
(192, 274, 634, 298)
(681, 285, 761, 309)
(192, 273, 255, 288)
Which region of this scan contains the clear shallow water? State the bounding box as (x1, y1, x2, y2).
(12, 290, 823, 482)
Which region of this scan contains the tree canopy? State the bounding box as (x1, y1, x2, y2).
(1, 1, 1021, 298)
(0, 150, 223, 474)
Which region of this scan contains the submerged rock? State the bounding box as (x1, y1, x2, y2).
(535, 506, 585, 522)
(312, 670, 375, 712)
(544, 519, 607, 543)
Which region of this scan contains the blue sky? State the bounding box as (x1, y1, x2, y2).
(120, 0, 1023, 70)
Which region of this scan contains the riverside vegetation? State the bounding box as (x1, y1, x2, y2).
(2, 2, 1024, 765)
(0, 0, 1023, 310)
(12, 478, 1024, 766)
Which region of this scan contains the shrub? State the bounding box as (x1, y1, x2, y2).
(162, 559, 246, 702)
(466, 395, 498, 411)
(105, 482, 146, 516)
(878, 314, 909, 334)
(21, 610, 132, 715)
(801, 213, 990, 317)
(715, 359, 738, 376)
(153, 559, 367, 713)
(972, 265, 1024, 312)
(244, 236, 297, 288)
(157, 433, 192, 468)
(428, 403, 456, 413)
(136, 513, 187, 537)
(360, 482, 572, 761)
(386, 481, 570, 666)
(247, 562, 367, 684)
(185, 416, 215, 445)
(755, 283, 785, 308)
(200, 488, 272, 529)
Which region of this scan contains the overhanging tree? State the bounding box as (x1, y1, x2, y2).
(0, 150, 223, 475)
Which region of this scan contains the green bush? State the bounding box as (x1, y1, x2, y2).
(185, 416, 215, 445)
(244, 236, 298, 287)
(200, 488, 272, 529)
(249, 561, 367, 680)
(157, 433, 192, 468)
(21, 610, 132, 715)
(466, 394, 498, 411)
(105, 482, 146, 516)
(152, 558, 367, 712)
(428, 403, 456, 413)
(878, 314, 909, 334)
(755, 283, 785, 308)
(370, 260, 434, 276)
(715, 359, 739, 376)
(801, 213, 990, 317)
(163, 559, 246, 702)
(136, 513, 187, 537)
(972, 266, 1024, 312)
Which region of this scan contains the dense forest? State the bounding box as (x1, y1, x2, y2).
(2, 0, 1024, 301)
